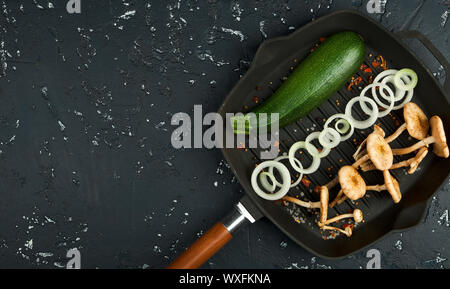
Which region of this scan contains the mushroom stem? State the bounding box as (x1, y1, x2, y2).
(385, 123, 407, 143)
(282, 196, 320, 209)
(352, 154, 370, 168)
(322, 209, 363, 226)
(361, 147, 428, 173)
(321, 225, 352, 237)
(325, 177, 339, 190)
(329, 189, 343, 208)
(335, 195, 348, 206)
(383, 170, 402, 203)
(391, 136, 434, 155)
(353, 138, 367, 160)
(324, 213, 353, 224)
(366, 184, 387, 191)
(283, 187, 329, 226)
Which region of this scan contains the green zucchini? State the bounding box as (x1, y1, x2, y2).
(232, 31, 366, 134)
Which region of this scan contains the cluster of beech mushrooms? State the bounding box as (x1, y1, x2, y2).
(282, 102, 448, 237)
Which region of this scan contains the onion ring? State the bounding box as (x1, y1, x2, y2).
(251, 161, 291, 201)
(345, 95, 379, 129)
(288, 141, 321, 174)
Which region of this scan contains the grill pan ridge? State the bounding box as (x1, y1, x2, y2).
(218, 10, 450, 258)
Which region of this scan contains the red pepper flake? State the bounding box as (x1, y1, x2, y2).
(300, 177, 311, 188)
(319, 37, 326, 42)
(347, 76, 363, 91)
(368, 75, 374, 84)
(377, 55, 388, 70)
(363, 67, 373, 74)
(342, 224, 354, 230)
(360, 64, 367, 70)
(317, 147, 323, 153)
(372, 55, 388, 70)
(252, 96, 259, 103)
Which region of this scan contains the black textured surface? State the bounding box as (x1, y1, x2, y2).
(0, 0, 448, 269)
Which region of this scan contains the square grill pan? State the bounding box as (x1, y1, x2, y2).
(218, 10, 450, 258)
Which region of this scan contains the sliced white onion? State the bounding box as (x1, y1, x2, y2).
(345, 95, 379, 129)
(335, 119, 350, 134)
(319, 127, 341, 149)
(378, 74, 407, 102)
(259, 172, 276, 192)
(394, 68, 418, 91)
(305, 132, 331, 158)
(288, 141, 321, 174)
(251, 161, 291, 201)
(268, 154, 304, 188)
(324, 114, 355, 141)
(360, 82, 395, 118)
(380, 75, 414, 110)
(372, 69, 398, 83)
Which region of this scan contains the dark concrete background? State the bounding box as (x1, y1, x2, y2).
(0, 0, 448, 269)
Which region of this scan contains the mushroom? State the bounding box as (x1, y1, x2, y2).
(391, 116, 449, 158)
(329, 166, 366, 207)
(321, 225, 353, 237)
(327, 132, 392, 191)
(366, 170, 402, 203)
(353, 124, 385, 160)
(360, 146, 428, 174)
(321, 209, 364, 226)
(282, 186, 329, 225)
(354, 132, 394, 170)
(384, 102, 429, 143)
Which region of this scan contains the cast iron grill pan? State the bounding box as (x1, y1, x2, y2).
(167, 11, 450, 268)
(218, 10, 450, 258)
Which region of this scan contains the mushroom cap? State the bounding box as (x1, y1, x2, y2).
(367, 133, 393, 170)
(430, 116, 449, 158)
(408, 147, 428, 174)
(319, 186, 329, 225)
(403, 102, 429, 140)
(383, 170, 401, 203)
(353, 209, 364, 223)
(373, 124, 385, 137)
(338, 166, 366, 200)
(344, 226, 353, 237)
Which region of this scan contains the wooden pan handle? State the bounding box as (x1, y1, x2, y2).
(166, 222, 232, 269)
